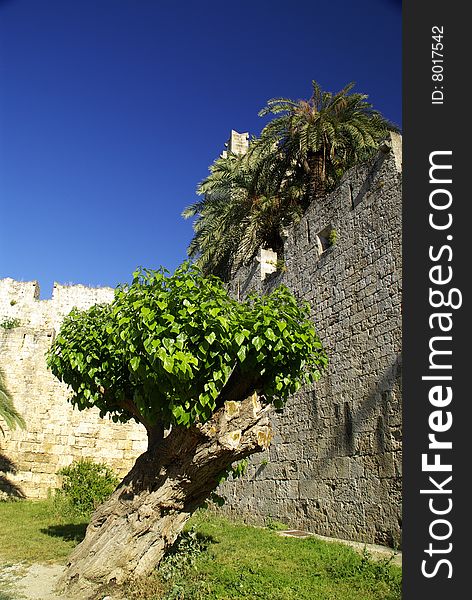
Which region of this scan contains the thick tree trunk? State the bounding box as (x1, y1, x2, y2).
(57, 394, 272, 598)
(305, 150, 327, 200)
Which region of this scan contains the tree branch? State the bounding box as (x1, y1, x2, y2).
(147, 422, 165, 451)
(215, 363, 262, 409)
(116, 398, 165, 450)
(106, 396, 152, 434)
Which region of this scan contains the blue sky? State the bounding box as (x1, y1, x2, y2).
(0, 0, 401, 298)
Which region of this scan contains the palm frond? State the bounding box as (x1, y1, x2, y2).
(0, 370, 25, 435)
(183, 80, 397, 278)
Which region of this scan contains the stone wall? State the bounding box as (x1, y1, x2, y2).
(0, 280, 147, 499)
(219, 133, 402, 547)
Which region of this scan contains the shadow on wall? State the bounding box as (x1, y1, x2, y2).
(237, 260, 260, 298)
(0, 452, 25, 499)
(310, 354, 402, 547)
(351, 149, 390, 208)
(317, 353, 402, 465)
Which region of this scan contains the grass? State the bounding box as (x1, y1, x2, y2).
(0, 498, 87, 564)
(0, 501, 401, 600)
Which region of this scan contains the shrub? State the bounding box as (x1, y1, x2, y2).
(328, 229, 338, 246)
(159, 526, 211, 582)
(57, 458, 120, 516)
(0, 318, 21, 330)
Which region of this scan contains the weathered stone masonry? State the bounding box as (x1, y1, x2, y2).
(219, 133, 402, 548)
(0, 281, 147, 499)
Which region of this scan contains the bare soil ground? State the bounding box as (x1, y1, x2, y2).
(1, 563, 65, 600)
(0, 563, 120, 600)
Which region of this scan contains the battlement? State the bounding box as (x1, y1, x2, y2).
(0, 278, 115, 331)
(221, 129, 249, 158)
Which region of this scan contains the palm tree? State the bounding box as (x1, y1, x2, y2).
(183, 146, 305, 279)
(183, 152, 251, 279)
(0, 368, 25, 435)
(257, 80, 398, 198)
(183, 80, 398, 278)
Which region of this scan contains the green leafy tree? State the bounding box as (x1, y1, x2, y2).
(0, 368, 25, 435)
(48, 263, 327, 593)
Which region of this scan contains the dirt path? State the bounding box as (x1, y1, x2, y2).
(1, 563, 66, 600)
(0, 562, 129, 600)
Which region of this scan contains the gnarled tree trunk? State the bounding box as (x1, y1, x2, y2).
(58, 394, 272, 598)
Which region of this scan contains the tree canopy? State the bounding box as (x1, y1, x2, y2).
(257, 80, 397, 197)
(182, 147, 305, 279)
(184, 80, 398, 278)
(47, 264, 327, 436)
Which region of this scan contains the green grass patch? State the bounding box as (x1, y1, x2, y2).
(0, 498, 87, 564)
(0, 502, 401, 600)
(124, 511, 401, 600)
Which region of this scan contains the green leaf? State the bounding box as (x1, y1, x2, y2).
(205, 332, 216, 345)
(162, 338, 174, 352)
(130, 357, 140, 371)
(237, 346, 247, 362)
(252, 336, 264, 351)
(256, 351, 265, 363)
(163, 355, 174, 373)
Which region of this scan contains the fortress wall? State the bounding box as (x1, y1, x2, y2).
(0, 279, 116, 330)
(0, 282, 147, 499)
(219, 134, 402, 547)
